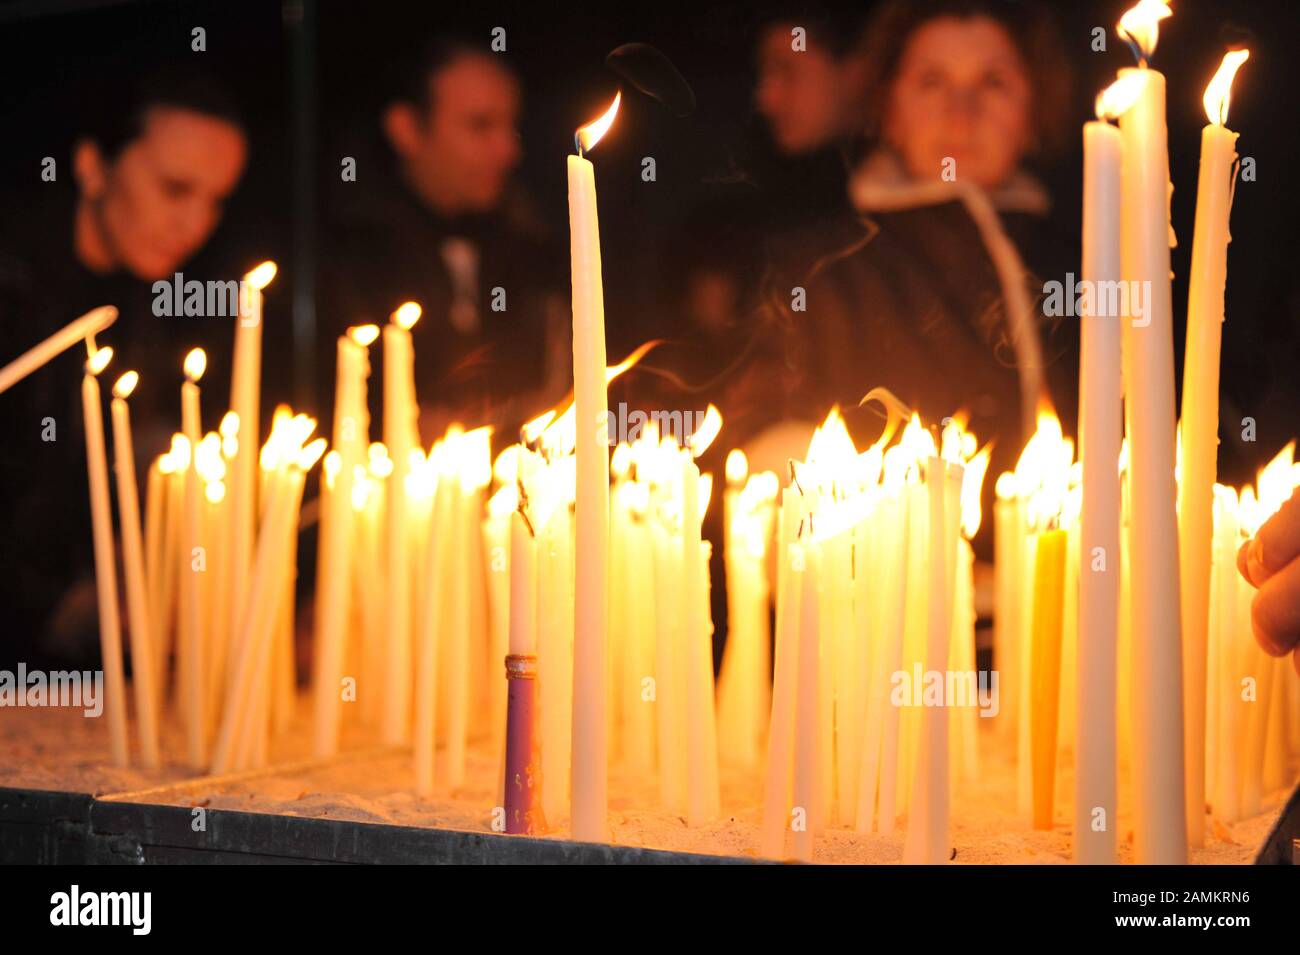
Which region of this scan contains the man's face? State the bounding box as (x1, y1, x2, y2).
(89, 107, 247, 281)
(403, 55, 522, 214)
(755, 24, 846, 156)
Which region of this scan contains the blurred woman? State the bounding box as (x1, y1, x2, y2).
(781, 0, 1077, 492)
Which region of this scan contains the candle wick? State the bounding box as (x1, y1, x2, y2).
(574, 133, 585, 158)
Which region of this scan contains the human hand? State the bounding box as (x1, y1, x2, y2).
(1238, 489, 1300, 676)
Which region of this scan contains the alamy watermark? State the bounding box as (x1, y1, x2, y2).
(0, 664, 103, 717)
(601, 403, 709, 447)
(890, 664, 1000, 718)
(151, 272, 259, 324)
(1041, 273, 1151, 327)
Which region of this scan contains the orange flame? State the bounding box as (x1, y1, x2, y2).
(1117, 0, 1172, 64)
(576, 91, 621, 154)
(1203, 49, 1249, 125)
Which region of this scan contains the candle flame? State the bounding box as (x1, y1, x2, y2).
(1013, 407, 1074, 530)
(726, 448, 748, 486)
(1117, 0, 1172, 64)
(368, 442, 394, 479)
(183, 347, 207, 382)
(1203, 48, 1249, 125)
(575, 90, 621, 155)
(348, 323, 380, 347)
(604, 338, 659, 383)
(220, 411, 240, 437)
(521, 409, 557, 446)
(205, 481, 226, 504)
(351, 466, 373, 511)
(298, 437, 328, 471)
(195, 432, 226, 484)
(1095, 71, 1147, 120)
(245, 260, 278, 291)
(87, 345, 113, 377)
(323, 449, 342, 484)
(488, 482, 520, 519)
(961, 445, 992, 538)
(112, 370, 138, 399)
(170, 433, 191, 471)
(392, 301, 422, 330)
(610, 442, 633, 480)
(687, 404, 722, 457)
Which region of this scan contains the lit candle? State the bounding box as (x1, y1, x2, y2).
(109, 371, 161, 768)
(230, 262, 277, 656)
(1114, 0, 1187, 864)
(313, 325, 375, 756)
(382, 301, 421, 744)
(0, 305, 116, 394)
(568, 91, 620, 842)
(81, 344, 129, 766)
(180, 347, 207, 767)
(1177, 49, 1249, 848)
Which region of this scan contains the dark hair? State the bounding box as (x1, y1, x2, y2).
(82, 64, 244, 160)
(389, 35, 515, 114)
(858, 0, 1073, 158)
(753, 3, 869, 61)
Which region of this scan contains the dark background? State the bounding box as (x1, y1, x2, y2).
(0, 0, 1297, 484)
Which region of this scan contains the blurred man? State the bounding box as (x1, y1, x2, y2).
(0, 67, 248, 664)
(755, 13, 869, 158)
(324, 37, 567, 440)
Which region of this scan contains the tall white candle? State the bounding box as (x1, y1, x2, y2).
(1176, 50, 1248, 848)
(81, 346, 129, 767)
(230, 263, 275, 656)
(382, 303, 420, 744)
(0, 305, 116, 394)
(1076, 97, 1125, 864)
(110, 372, 161, 768)
(1115, 14, 1187, 860)
(180, 348, 207, 767)
(312, 330, 371, 756)
(567, 92, 620, 842)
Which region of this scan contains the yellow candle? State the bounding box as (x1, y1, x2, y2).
(0, 305, 116, 394)
(1030, 527, 1066, 829)
(230, 263, 275, 661)
(180, 347, 207, 767)
(567, 93, 620, 842)
(312, 329, 371, 756)
(81, 346, 129, 766)
(381, 302, 420, 744)
(760, 490, 800, 858)
(1177, 50, 1248, 848)
(681, 458, 719, 826)
(790, 541, 822, 863)
(414, 476, 451, 796)
(110, 372, 161, 768)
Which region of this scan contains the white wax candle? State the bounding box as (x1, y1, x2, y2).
(180, 365, 205, 767)
(381, 315, 418, 744)
(1177, 52, 1245, 846)
(82, 358, 129, 766)
(312, 335, 364, 756)
(568, 150, 611, 842)
(1076, 116, 1123, 864)
(1118, 64, 1188, 863)
(110, 381, 161, 768)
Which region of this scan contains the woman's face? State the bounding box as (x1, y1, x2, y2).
(883, 15, 1033, 190)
